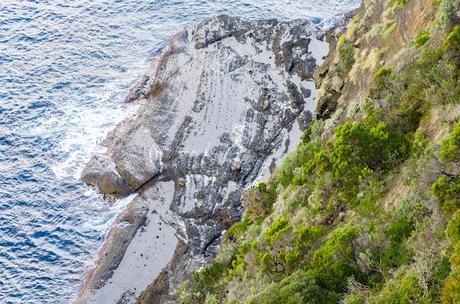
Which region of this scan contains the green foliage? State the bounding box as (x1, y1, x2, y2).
(192, 262, 225, 295)
(446, 211, 460, 243)
(226, 216, 252, 240)
(372, 44, 460, 133)
(294, 225, 324, 251)
(382, 21, 398, 39)
(385, 216, 415, 243)
(251, 270, 328, 304)
(441, 244, 460, 304)
(204, 294, 220, 304)
(440, 122, 460, 162)
(274, 141, 322, 188)
(329, 121, 408, 198)
(391, 0, 408, 6)
(445, 25, 460, 49)
(243, 187, 277, 221)
(337, 36, 356, 76)
(436, 0, 456, 28)
(264, 216, 292, 244)
(432, 175, 460, 212)
(370, 271, 421, 304)
(415, 31, 430, 48)
(374, 67, 392, 88)
(257, 252, 274, 273)
(311, 226, 362, 293)
(344, 294, 366, 304)
(379, 216, 415, 270)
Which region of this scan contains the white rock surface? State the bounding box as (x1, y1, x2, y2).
(79, 15, 328, 303)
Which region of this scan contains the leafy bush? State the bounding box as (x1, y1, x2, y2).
(441, 244, 460, 304)
(226, 216, 252, 241)
(344, 294, 367, 304)
(391, 0, 408, 6)
(385, 216, 415, 243)
(243, 187, 276, 221)
(337, 36, 356, 76)
(374, 67, 392, 88)
(445, 25, 460, 49)
(436, 0, 456, 28)
(294, 225, 324, 251)
(432, 175, 460, 212)
(446, 211, 460, 243)
(264, 216, 292, 245)
(440, 122, 460, 162)
(192, 262, 225, 295)
(311, 226, 362, 293)
(370, 271, 421, 304)
(379, 216, 415, 270)
(415, 31, 430, 47)
(329, 121, 408, 198)
(251, 270, 328, 304)
(275, 141, 322, 188)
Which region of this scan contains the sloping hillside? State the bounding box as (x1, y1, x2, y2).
(179, 0, 460, 303)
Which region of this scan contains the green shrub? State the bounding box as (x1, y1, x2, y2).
(275, 141, 322, 187)
(188, 261, 226, 302)
(436, 0, 456, 28)
(415, 31, 430, 47)
(251, 270, 328, 304)
(371, 271, 421, 304)
(337, 36, 356, 76)
(378, 216, 415, 270)
(257, 252, 275, 273)
(255, 182, 267, 192)
(445, 25, 460, 49)
(264, 216, 292, 245)
(432, 175, 460, 212)
(344, 294, 367, 304)
(329, 121, 408, 197)
(311, 226, 362, 293)
(294, 225, 324, 251)
(374, 67, 392, 88)
(446, 211, 460, 243)
(243, 187, 277, 221)
(385, 216, 415, 243)
(441, 244, 460, 304)
(226, 216, 252, 240)
(204, 294, 220, 304)
(440, 122, 460, 162)
(391, 0, 408, 6)
(382, 21, 398, 39)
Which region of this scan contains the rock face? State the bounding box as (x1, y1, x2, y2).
(78, 15, 328, 303)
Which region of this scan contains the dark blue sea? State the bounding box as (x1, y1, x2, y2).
(0, 1, 359, 303)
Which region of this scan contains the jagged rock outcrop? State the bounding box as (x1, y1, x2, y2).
(78, 15, 328, 303)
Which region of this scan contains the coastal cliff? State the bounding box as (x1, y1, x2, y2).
(178, 0, 460, 303)
(79, 0, 460, 302)
(78, 15, 329, 303)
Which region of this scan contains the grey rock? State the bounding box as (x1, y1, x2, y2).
(81, 154, 132, 197)
(79, 14, 328, 303)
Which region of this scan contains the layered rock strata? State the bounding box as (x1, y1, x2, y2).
(78, 15, 328, 303)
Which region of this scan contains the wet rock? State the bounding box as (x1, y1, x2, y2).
(81, 154, 132, 197)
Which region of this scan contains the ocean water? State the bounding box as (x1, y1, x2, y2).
(0, 1, 360, 303)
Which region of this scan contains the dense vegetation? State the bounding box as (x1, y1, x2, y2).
(179, 1, 460, 303)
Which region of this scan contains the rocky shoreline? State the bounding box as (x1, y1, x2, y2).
(77, 14, 329, 303)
